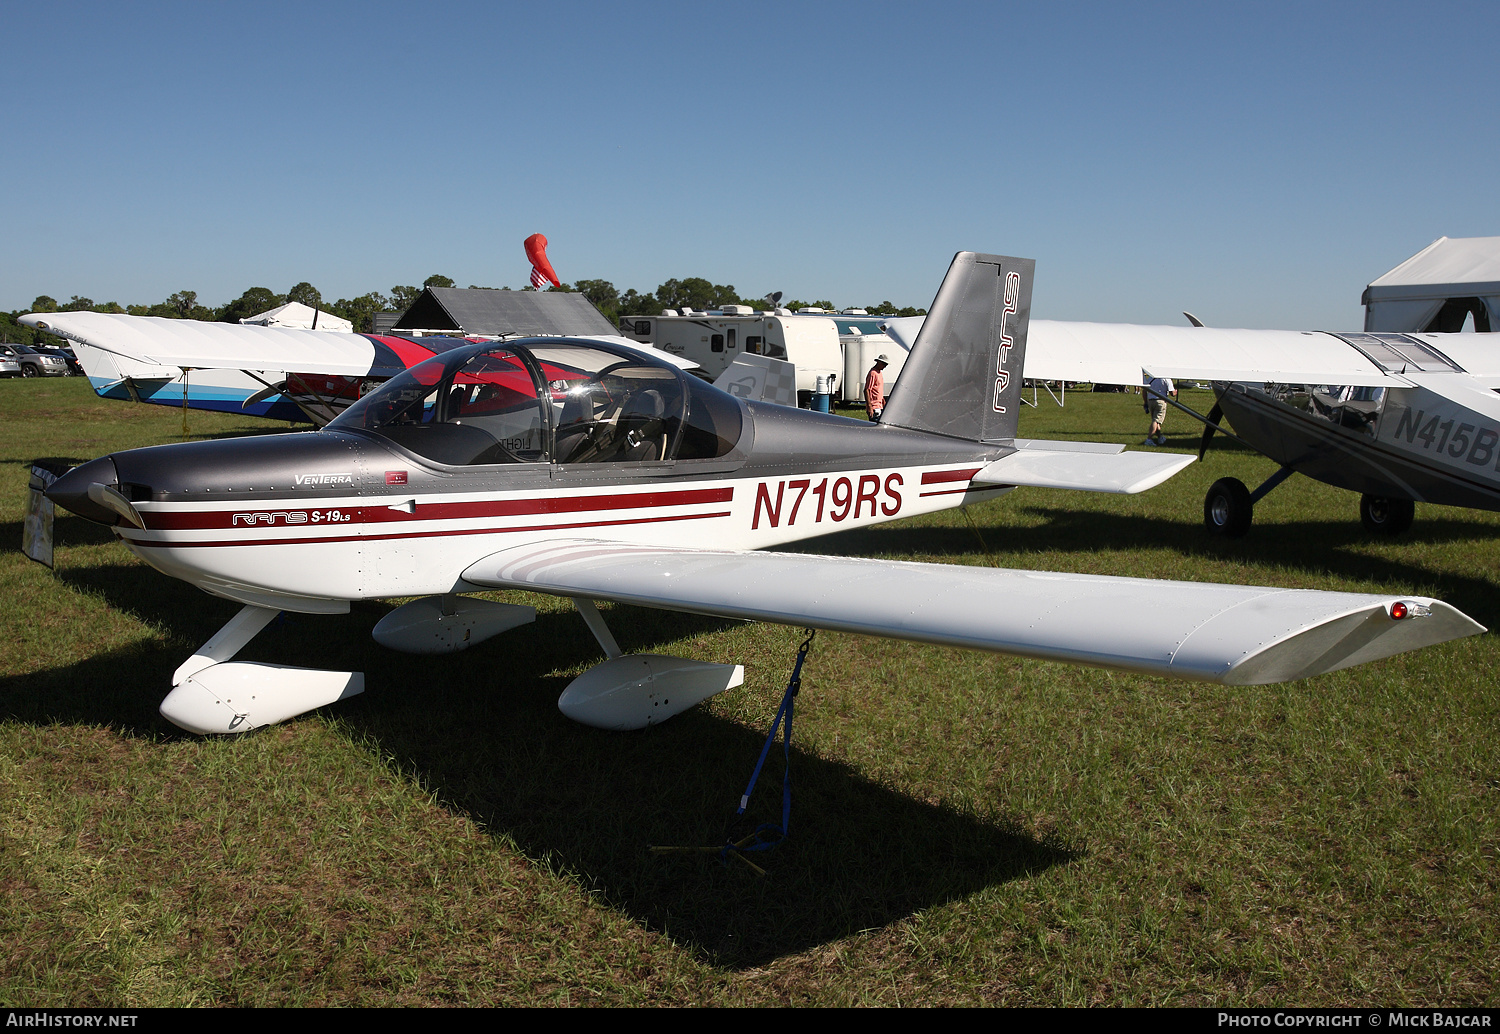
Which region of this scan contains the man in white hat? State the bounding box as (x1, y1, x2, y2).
(865, 354, 889, 422)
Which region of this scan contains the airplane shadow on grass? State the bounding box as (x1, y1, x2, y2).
(6, 560, 1075, 969)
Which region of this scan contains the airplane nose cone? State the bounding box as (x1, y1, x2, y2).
(46, 456, 122, 525)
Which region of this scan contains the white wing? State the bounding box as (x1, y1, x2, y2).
(20, 311, 381, 376)
(21, 312, 700, 379)
(1412, 336, 1500, 381)
(885, 316, 1403, 387)
(462, 540, 1483, 686)
(1027, 321, 1397, 386)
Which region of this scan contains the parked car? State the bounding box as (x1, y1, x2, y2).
(34, 345, 83, 376)
(0, 354, 20, 378)
(0, 344, 70, 377)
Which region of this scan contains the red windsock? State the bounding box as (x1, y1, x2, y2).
(525, 233, 560, 289)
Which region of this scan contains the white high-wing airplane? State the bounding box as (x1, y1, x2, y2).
(41, 253, 1483, 735)
(19, 307, 692, 425)
(884, 314, 1500, 537)
(20, 309, 794, 422)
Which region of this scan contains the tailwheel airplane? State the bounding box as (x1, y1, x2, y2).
(20, 308, 456, 424)
(41, 253, 1483, 735)
(17, 309, 669, 426)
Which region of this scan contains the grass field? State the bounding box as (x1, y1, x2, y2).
(2, 377, 1496, 1006)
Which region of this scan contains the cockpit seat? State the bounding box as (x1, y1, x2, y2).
(554, 389, 610, 463)
(618, 388, 666, 461)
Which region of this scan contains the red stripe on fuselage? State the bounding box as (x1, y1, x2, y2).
(918, 467, 980, 496)
(127, 509, 733, 549)
(139, 486, 736, 531)
(920, 467, 981, 485)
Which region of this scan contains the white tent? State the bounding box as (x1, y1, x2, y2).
(240, 301, 353, 333)
(1363, 236, 1500, 333)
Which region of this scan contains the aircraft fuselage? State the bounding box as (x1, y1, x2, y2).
(1215, 379, 1500, 512)
(49, 399, 1011, 613)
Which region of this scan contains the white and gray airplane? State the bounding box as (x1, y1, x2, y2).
(39, 253, 1482, 735)
(884, 315, 1500, 537)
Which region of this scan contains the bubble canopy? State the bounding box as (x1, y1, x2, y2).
(327, 339, 744, 467)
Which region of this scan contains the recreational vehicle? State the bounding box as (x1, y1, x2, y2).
(618, 308, 843, 404)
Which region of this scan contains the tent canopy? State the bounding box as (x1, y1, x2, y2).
(1364, 236, 1500, 333)
(239, 301, 353, 333)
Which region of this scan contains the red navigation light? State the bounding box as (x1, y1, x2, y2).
(1390, 601, 1409, 620)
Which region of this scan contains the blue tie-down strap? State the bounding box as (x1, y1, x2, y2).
(720, 628, 815, 868)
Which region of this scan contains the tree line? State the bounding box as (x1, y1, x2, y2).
(2, 273, 927, 345)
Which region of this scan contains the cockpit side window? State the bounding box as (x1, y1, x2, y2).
(330, 348, 547, 465)
(442, 351, 549, 461)
(677, 378, 745, 459)
(1309, 384, 1386, 438)
(539, 357, 686, 464)
(330, 340, 747, 467)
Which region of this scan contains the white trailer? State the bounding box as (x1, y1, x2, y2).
(829, 314, 908, 403)
(618, 308, 843, 403)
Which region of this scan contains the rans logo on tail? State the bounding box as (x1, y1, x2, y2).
(992, 270, 1021, 414)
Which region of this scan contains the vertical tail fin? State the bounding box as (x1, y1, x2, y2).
(879, 251, 1034, 442)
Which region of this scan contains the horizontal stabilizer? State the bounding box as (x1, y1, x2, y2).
(1010, 437, 1125, 455)
(463, 540, 1484, 686)
(974, 447, 1194, 494)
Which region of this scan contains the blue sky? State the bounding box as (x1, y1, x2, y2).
(3, 1, 1496, 329)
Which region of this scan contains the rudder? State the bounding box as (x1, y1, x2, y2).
(879, 251, 1034, 442)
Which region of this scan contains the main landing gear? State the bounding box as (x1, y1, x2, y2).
(1359, 495, 1415, 535)
(1202, 466, 1416, 538)
(159, 594, 743, 735)
(1203, 477, 1253, 537)
(1202, 465, 1295, 538)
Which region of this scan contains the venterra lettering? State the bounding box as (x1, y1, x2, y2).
(753, 474, 903, 530)
(293, 473, 354, 486)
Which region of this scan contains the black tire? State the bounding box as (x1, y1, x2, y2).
(19, 365, 36, 378)
(1360, 495, 1414, 535)
(1204, 477, 1253, 537)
